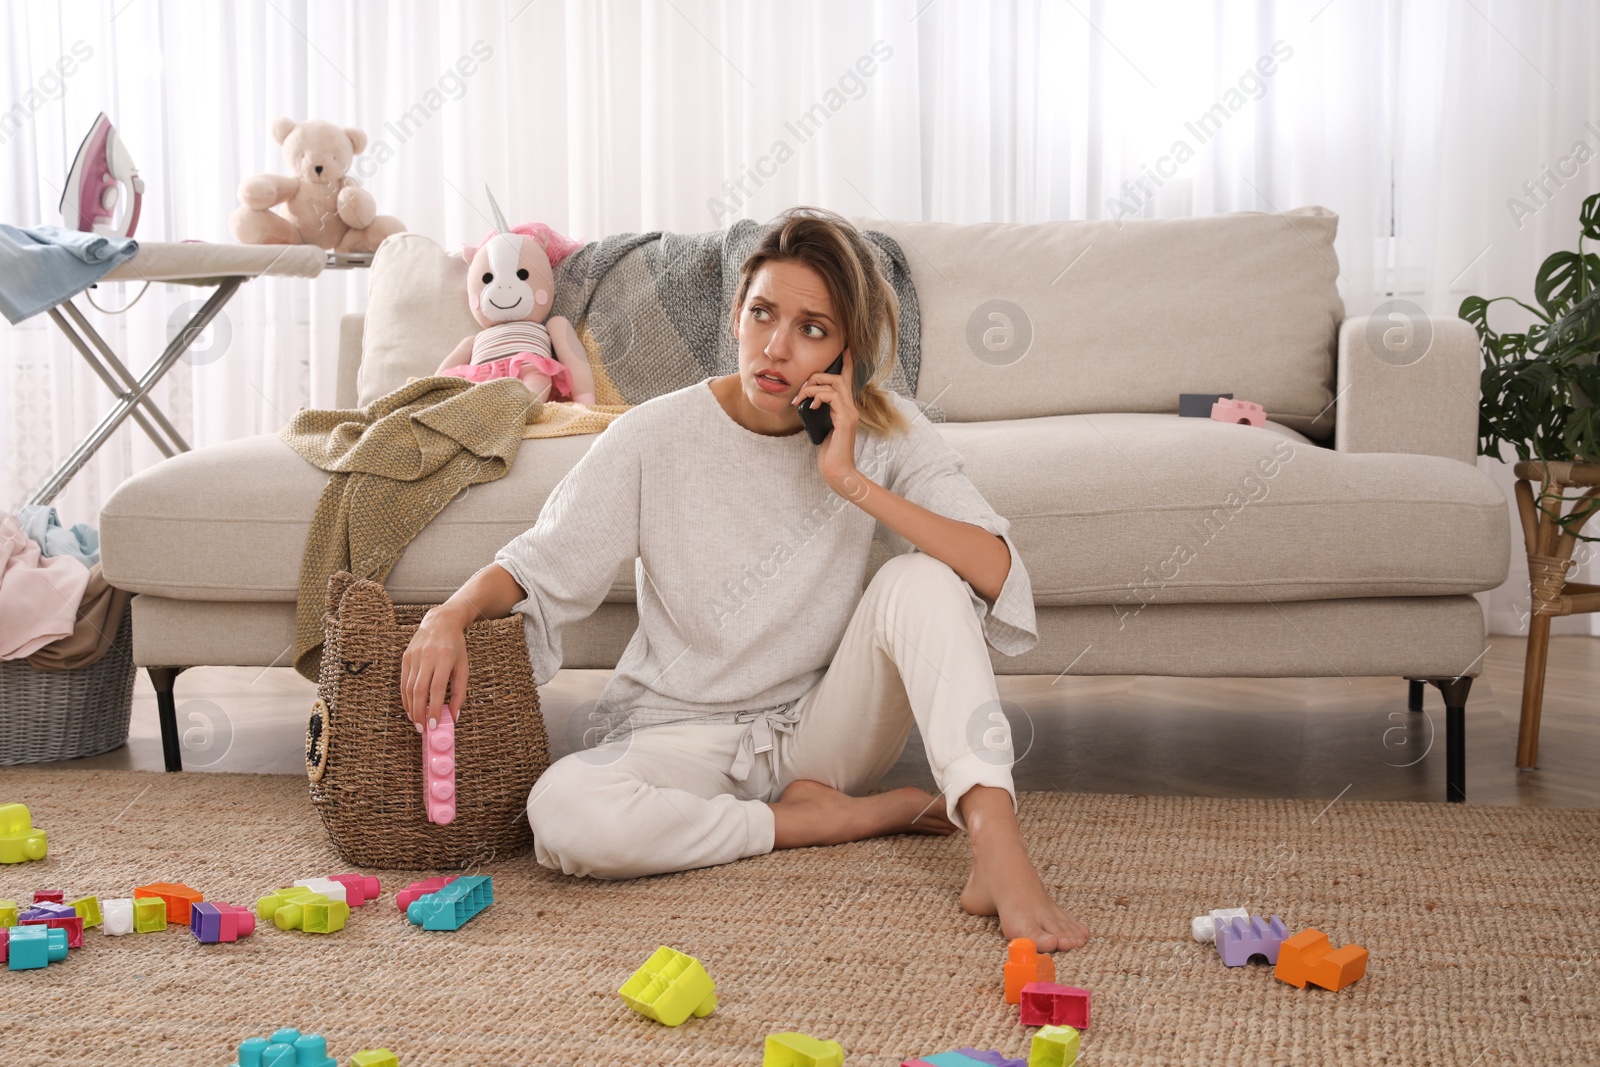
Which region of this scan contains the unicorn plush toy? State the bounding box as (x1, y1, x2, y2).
(435, 196, 596, 405)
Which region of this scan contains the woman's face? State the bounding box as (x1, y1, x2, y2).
(732, 259, 847, 431)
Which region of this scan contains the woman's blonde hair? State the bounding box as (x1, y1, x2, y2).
(729, 206, 912, 438)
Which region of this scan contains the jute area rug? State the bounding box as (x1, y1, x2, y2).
(1, 769, 1596, 1067)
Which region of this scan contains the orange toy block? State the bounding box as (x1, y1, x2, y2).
(1274, 928, 1368, 991)
(1003, 938, 1055, 1004)
(132, 883, 204, 926)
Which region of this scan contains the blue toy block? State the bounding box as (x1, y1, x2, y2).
(902, 1053, 991, 1067)
(7, 924, 68, 970)
(230, 1027, 337, 1067)
(1216, 913, 1290, 967)
(406, 874, 492, 931)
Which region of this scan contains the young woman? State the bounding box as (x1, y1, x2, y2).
(401, 207, 1088, 952)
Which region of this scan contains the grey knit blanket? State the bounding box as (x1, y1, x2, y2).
(550, 221, 935, 416)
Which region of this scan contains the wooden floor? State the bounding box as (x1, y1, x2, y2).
(57, 635, 1599, 809)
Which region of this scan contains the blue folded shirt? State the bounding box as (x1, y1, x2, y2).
(0, 223, 139, 324)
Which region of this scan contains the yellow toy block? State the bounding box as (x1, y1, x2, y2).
(0, 803, 48, 863)
(258, 886, 349, 933)
(348, 1050, 399, 1067)
(0, 900, 17, 927)
(764, 1031, 845, 1067)
(1028, 1024, 1080, 1067)
(133, 896, 167, 933)
(618, 945, 718, 1026)
(71, 896, 103, 929)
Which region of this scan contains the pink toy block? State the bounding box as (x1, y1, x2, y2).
(1210, 397, 1265, 427)
(396, 876, 457, 913)
(0, 927, 7, 963)
(1216, 914, 1290, 967)
(330, 873, 381, 907)
(191, 901, 257, 944)
(32, 890, 64, 903)
(423, 711, 457, 826)
(1019, 981, 1091, 1029)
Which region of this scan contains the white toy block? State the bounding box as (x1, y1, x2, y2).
(293, 877, 348, 904)
(103, 898, 134, 936)
(1191, 906, 1250, 943)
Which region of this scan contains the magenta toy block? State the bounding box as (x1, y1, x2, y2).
(1216, 914, 1290, 967)
(955, 1052, 1026, 1067)
(396, 876, 457, 913)
(330, 873, 381, 907)
(423, 712, 457, 825)
(191, 901, 257, 944)
(0, 927, 7, 963)
(1019, 982, 1091, 1029)
(32, 889, 64, 903)
(1210, 397, 1265, 427)
(20, 913, 84, 949)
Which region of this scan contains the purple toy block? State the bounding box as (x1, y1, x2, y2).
(1215, 914, 1290, 967)
(19, 902, 76, 922)
(1019, 982, 1092, 1028)
(956, 1050, 1027, 1067)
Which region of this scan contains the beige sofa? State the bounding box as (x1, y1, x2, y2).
(100, 207, 1510, 799)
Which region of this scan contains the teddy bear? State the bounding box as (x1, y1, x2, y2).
(229, 117, 406, 253)
(433, 222, 596, 405)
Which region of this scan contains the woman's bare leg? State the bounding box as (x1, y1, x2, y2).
(958, 785, 1089, 951)
(768, 779, 955, 847)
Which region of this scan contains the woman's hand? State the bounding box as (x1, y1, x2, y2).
(401, 604, 470, 730)
(792, 347, 867, 501)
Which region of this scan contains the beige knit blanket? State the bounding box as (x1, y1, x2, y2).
(280, 375, 539, 681)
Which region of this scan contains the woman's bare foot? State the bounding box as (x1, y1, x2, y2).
(769, 779, 957, 849)
(958, 786, 1090, 952)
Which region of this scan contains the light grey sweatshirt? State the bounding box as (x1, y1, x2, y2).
(492, 378, 1038, 732)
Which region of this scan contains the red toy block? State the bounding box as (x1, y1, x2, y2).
(423, 712, 457, 825)
(20, 914, 84, 949)
(32, 890, 64, 903)
(1003, 938, 1055, 1004)
(1274, 928, 1368, 991)
(396, 876, 457, 913)
(132, 882, 203, 926)
(1210, 397, 1265, 427)
(1019, 982, 1091, 1029)
(331, 873, 381, 907)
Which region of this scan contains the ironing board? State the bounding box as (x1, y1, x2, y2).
(29, 244, 371, 506)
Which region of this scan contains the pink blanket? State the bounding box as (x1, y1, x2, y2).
(1, 512, 89, 660)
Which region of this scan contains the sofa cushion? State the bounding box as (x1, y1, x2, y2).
(100, 415, 1507, 609)
(356, 233, 479, 407)
(848, 207, 1344, 440)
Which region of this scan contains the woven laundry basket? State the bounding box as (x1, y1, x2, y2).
(0, 599, 135, 764)
(306, 571, 551, 870)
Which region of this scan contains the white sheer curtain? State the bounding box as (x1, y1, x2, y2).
(2, 0, 1595, 634)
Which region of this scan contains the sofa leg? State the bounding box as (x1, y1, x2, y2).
(1425, 676, 1473, 803)
(1407, 678, 1424, 712)
(147, 666, 189, 772)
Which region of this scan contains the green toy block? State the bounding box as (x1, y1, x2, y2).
(259, 886, 349, 933)
(132, 896, 167, 933)
(348, 1050, 399, 1067)
(618, 945, 718, 1026)
(1028, 1025, 1080, 1067)
(70, 896, 102, 929)
(0, 900, 16, 927)
(0, 803, 47, 864)
(764, 1031, 845, 1066)
(405, 875, 492, 931)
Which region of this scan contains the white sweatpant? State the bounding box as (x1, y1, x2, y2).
(526, 551, 1019, 879)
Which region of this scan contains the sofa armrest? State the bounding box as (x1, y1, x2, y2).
(1334, 314, 1480, 465)
(336, 313, 364, 409)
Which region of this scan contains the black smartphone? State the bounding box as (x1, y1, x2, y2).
(797, 353, 846, 445)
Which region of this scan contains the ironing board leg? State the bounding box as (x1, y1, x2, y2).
(60, 301, 191, 452)
(147, 666, 188, 772)
(29, 276, 243, 506)
(45, 306, 178, 457)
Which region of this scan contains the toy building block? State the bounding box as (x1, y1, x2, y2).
(1027, 1025, 1080, 1067)
(32, 889, 64, 903)
(406, 875, 492, 931)
(19, 903, 85, 949)
(618, 944, 719, 1026)
(230, 1028, 337, 1067)
(903, 1053, 1026, 1067)
(132, 882, 204, 925)
(258, 887, 349, 934)
(952, 1052, 1026, 1067)
(765, 1031, 845, 1067)
(0, 900, 16, 927)
(1019, 982, 1091, 1029)
(348, 1051, 399, 1067)
(0, 927, 6, 963)
(295, 877, 349, 904)
(7, 924, 68, 970)
(103, 898, 134, 936)
(395, 876, 457, 913)
(1191, 906, 1250, 942)
(133, 896, 167, 933)
(0, 803, 48, 863)
(331, 874, 381, 907)
(1216, 914, 1290, 967)
(423, 713, 457, 825)
(191, 901, 257, 944)
(1004, 938, 1056, 1004)
(70, 895, 103, 928)
(1274, 928, 1368, 991)
(1210, 397, 1265, 427)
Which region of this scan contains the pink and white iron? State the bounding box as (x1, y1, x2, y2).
(60, 112, 144, 237)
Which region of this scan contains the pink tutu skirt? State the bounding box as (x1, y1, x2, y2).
(439, 352, 574, 400)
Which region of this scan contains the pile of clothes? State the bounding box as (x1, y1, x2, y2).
(0, 506, 131, 671)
